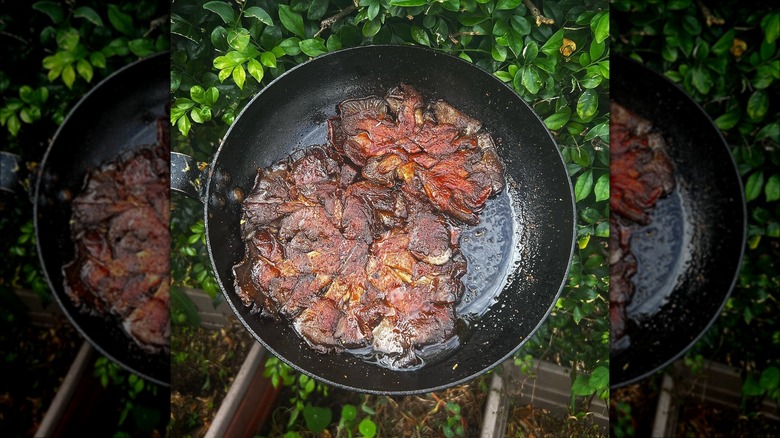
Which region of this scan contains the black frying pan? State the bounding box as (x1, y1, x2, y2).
(610, 55, 746, 388)
(35, 52, 170, 386)
(173, 45, 575, 395)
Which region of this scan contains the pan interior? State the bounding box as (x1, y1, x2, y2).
(206, 45, 574, 394)
(34, 53, 170, 386)
(611, 56, 746, 387)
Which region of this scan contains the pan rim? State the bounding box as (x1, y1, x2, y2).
(610, 54, 747, 389)
(204, 44, 577, 394)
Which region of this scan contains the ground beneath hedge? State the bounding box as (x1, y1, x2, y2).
(170, 317, 254, 437)
(0, 315, 81, 437)
(171, 320, 608, 437)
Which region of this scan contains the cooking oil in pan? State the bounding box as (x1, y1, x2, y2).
(348, 179, 526, 371)
(628, 188, 691, 319)
(458, 181, 525, 318)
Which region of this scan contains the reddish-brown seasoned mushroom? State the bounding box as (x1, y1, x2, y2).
(233, 85, 505, 368)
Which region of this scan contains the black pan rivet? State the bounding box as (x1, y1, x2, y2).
(230, 187, 245, 203)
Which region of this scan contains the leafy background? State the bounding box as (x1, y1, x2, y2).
(612, 0, 779, 435)
(171, 0, 609, 435)
(0, 1, 169, 436)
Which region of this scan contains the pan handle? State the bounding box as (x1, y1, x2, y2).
(1, 151, 34, 202)
(170, 151, 208, 202)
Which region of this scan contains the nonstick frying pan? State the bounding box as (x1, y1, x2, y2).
(173, 45, 576, 395)
(610, 55, 746, 388)
(35, 52, 169, 386)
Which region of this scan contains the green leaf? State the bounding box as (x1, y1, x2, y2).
(32, 1, 63, 24)
(279, 38, 302, 56)
(496, 0, 521, 10)
(76, 58, 93, 82)
(575, 169, 594, 201)
(177, 113, 191, 136)
(170, 288, 201, 326)
(412, 25, 431, 47)
(203, 1, 236, 24)
(302, 405, 332, 432)
(691, 65, 713, 94)
(761, 12, 780, 44)
(523, 41, 539, 62)
(756, 122, 779, 142)
(7, 114, 21, 136)
(681, 15, 701, 36)
(358, 418, 377, 438)
(590, 39, 605, 61)
(544, 106, 571, 131)
(341, 404, 357, 421)
(712, 29, 735, 55)
(765, 174, 780, 202)
(571, 147, 590, 167)
(495, 70, 513, 82)
(299, 39, 328, 57)
(190, 86, 207, 105)
(128, 38, 155, 57)
(308, 0, 329, 20)
(233, 64, 246, 89)
(591, 11, 609, 43)
(61, 64, 76, 88)
(589, 366, 609, 390)
(577, 89, 598, 119)
(594, 173, 609, 202)
(521, 66, 542, 94)
(327, 35, 342, 52)
(571, 374, 592, 395)
(73, 6, 103, 26)
(245, 6, 274, 26)
(56, 28, 80, 52)
(191, 106, 212, 124)
(105, 37, 129, 56)
(279, 4, 306, 38)
(260, 51, 277, 68)
(714, 109, 741, 131)
(492, 44, 507, 62)
(746, 91, 769, 120)
(213, 51, 246, 69)
(540, 29, 565, 56)
(667, 0, 692, 10)
(760, 367, 780, 390)
(89, 51, 107, 68)
(107, 4, 134, 36)
(511, 16, 531, 35)
(19, 107, 34, 124)
(745, 171, 764, 201)
(363, 18, 381, 37)
(227, 28, 251, 52)
(390, 0, 428, 6)
(572, 306, 584, 324)
(174, 98, 196, 111)
(247, 58, 265, 82)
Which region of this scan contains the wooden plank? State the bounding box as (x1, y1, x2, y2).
(207, 343, 280, 438)
(35, 342, 95, 437)
(480, 366, 510, 438)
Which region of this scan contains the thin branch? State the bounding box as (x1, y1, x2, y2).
(697, 0, 725, 27)
(0, 30, 29, 45)
(144, 14, 170, 37)
(314, 4, 357, 38)
(448, 31, 480, 44)
(523, 0, 554, 27)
